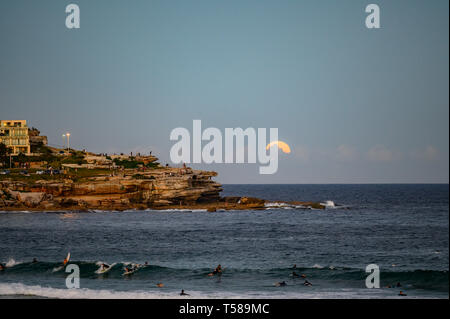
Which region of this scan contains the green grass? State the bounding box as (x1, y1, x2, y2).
(0, 168, 113, 184)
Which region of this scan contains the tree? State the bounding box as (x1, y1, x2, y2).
(16, 152, 28, 164)
(0, 143, 11, 167)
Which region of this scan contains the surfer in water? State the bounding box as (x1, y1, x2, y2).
(0, 263, 5, 271)
(209, 264, 223, 276)
(122, 265, 134, 275)
(213, 264, 222, 275)
(292, 271, 300, 278)
(303, 280, 313, 287)
(100, 263, 110, 271)
(180, 289, 189, 296)
(275, 281, 287, 287)
(398, 291, 407, 296)
(32, 258, 38, 263)
(63, 256, 69, 266)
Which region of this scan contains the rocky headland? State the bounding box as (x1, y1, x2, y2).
(0, 166, 325, 212)
(0, 141, 325, 211)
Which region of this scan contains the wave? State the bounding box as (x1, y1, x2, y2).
(0, 282, 388, 299)
(5, 258, 23, 268)
(1, 260, 447, 292)
(0, 282, 197, 299)
(264, 202, 311, 210)
(320, 200, 336, 208)
(265, 200, 349, 210)
(149, 209, 208, 212)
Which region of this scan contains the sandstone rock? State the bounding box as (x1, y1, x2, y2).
(17, 192, 46, 207)
(6, 189, 20, 200)
(58, 198, 79, 207)
(40, 201, 56, 210)
(239, 197, 265, 205)
(3, 200, 17, 207)
(152, 199, 173, 206)
(222, 196, 241, 203)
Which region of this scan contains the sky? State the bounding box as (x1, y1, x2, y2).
(0, 0, 448, 184)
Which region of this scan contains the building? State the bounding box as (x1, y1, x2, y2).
(0, 120, 31, 155)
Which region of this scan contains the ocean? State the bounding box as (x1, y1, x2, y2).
(0, 184, 448, 299)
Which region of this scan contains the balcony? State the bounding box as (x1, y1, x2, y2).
(0, 122, 27, 128)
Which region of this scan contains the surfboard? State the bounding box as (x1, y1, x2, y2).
(95, 263, 114, 274)
(52, 252, 71, 272)
(122, 269, 136, 276)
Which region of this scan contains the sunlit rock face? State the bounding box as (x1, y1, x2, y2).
(0, 168, 222, 210)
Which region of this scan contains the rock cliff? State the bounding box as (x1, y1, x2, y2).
(0, 167, 222, 210)
(0, 167, 325, 211)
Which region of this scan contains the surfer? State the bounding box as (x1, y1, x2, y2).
(292, 264, 297, 269)
(32, 258, 38, 263)
(180, 289, 189, 296)
(63, 255, 69, 266)
(212, 264, 222, 275)
(292, 271, 300, 278)
(101, 263, 110, 271)
(301, 274, 307, 279)
(209, 264, 223, 276)
(156, 283, 164, 288)
(303, 280, 312, 287)
(398, 291, 407, 296)
(0, 263, 5, 271)
(396, 282, 402, 287)
(276, 281, 287, 287)
(53, 253, 70, 272)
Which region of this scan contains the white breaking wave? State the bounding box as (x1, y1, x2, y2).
(0, 283, 302, 299)
(265, 202, 290, 208)
(312, 264, 324, 269)
(148, 209, 208, 212)
(0, 282, 424, 299)
(264, 202, 307, 210)
(5, 258, 22, 267)
(320, 200, 336, 208)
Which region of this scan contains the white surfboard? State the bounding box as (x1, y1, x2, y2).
(96, 263, 115, 274)
(122, 269, 136, 276)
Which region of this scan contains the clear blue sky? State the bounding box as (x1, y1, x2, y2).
(1, 0, 448, 183)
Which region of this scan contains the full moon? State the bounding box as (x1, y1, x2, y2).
(266, 141, 291, 154)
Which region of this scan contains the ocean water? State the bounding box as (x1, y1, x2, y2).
(0, 184, 448, 299)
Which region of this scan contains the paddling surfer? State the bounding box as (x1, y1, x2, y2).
(180, 289, 189, 296)
(212, 264, 222, 275)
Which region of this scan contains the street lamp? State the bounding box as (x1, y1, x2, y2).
(62, 134, 66, 150)
(66, 133, 71, 151)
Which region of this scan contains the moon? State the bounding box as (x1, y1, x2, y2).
(266, 141, 291, 154)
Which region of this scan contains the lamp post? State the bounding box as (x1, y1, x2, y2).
(66, 133, 70, 151)
(62, 134, 66, 150)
